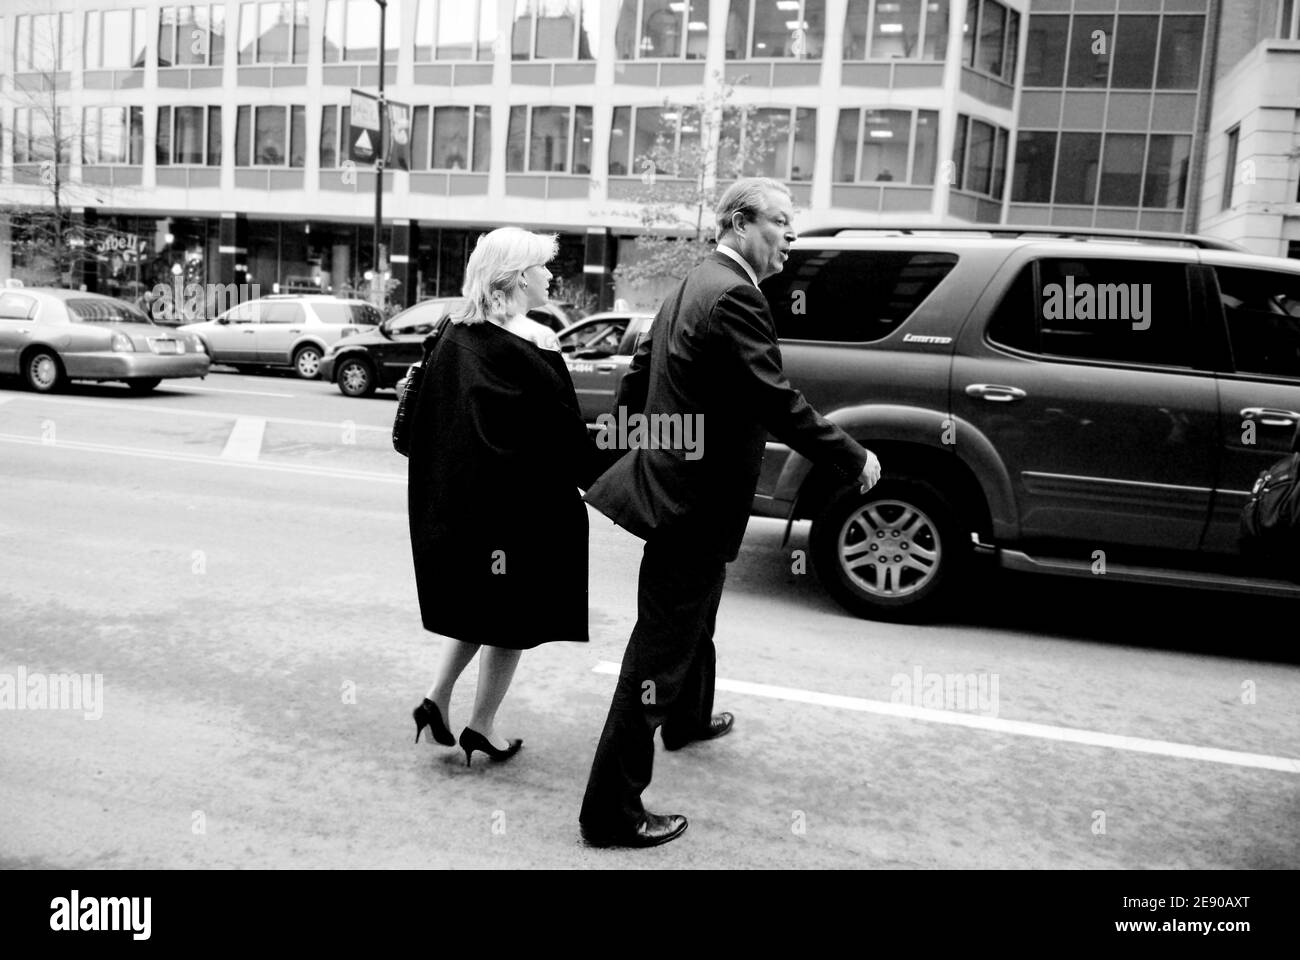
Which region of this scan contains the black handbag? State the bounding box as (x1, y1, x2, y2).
(392, 322, 446, 458)
(1239, 450, 1300, 575)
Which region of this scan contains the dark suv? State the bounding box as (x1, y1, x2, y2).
(749, 226, 1300, 619)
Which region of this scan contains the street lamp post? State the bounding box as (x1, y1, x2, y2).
(373, 0, 387, 313)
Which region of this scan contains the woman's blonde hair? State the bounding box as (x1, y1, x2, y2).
(453, 227, 559, 324)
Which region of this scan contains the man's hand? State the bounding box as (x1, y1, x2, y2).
(859, 450, 882, 494)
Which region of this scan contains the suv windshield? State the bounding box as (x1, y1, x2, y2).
(67, 299, 154, 324)
(315, 302, 383, 325)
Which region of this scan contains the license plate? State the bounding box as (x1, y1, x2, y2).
(151, 339, 179, 354)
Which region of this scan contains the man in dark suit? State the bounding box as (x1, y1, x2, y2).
(578, 177, 882, 848)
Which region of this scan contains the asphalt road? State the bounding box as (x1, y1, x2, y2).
(1, 369, 1298, 869)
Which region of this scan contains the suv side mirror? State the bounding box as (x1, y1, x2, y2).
(216, 316, 230, 325)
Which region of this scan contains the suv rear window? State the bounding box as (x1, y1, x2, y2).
(762, 250, 957, 342)
(315, 302, 382, 325)
(66, 299, 152, 324)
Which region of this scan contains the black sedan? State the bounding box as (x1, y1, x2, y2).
(320, 298, 462, 397)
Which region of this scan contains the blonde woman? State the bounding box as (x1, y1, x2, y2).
(407, 227, 606, 766)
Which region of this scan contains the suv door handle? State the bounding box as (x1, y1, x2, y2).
(287, 328, 301, 333)
(242, 329, 257, 334)
(595, 363, 617, 373)
(1240, 407, 1300, 428)
(965, 384, 1027, 402)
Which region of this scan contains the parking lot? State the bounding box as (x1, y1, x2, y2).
(1, 369, 1298, 869)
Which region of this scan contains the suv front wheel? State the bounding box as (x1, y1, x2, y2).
(810, 478, 967, 622)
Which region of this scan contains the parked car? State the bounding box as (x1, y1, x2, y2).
(558, 311, 655, 421)
(372, 300, 596, 400)
(0, 287, 209, 393)
(321, 297, 464, 397)
(179, 294, 382, 379)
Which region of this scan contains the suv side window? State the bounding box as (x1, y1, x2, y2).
(1033, 258, 1192, 368)
(987, 264, 1038, 353)
(1214, 266, 1300, 379)
(762, 250, 958, 343)
(261, 302, 305, 324)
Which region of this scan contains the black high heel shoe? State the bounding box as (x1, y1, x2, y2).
(412, 698, 455, 746)
(459, 727, 522, 767)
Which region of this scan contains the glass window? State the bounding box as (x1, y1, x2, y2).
(82, 109, 100, 165)
(1282, 0, 1298, 39)
(1036, 258, 1192, 367)
(324, 0, 400, 62)
(762, 250, 959, 343)
(507, 106, 527, 171)
(641, 0, 682, 57)
(834, 110, 858, 182)
(411, 105, 430, 169)
(961, 0, 976, 67)
(260, 302, 305, 324)
(174, 106, 205, 164)
(255, 105, 287, 165)
(726, 1, 749, 58)
(1216, 267, 1300, 379)
(1022, 15, 1066, 86)
(529, 105, 570, 172)
(1067, 14, 1111, 87)
(990, 128, 1007, 200)
(1144, 134, 1191, 210)
(417, 0, 495, 61)
(923, 0, 948, 60)
(17, 13, 67, 72)
(1111, 16, 1158, 89)
(1098, 133, 1145, 207)
(1221, 127, 1239, 211)
(290, 105, 306, 167)
(975, 0, 1004, 76)
(609, 106, 631, 175)
(859, 109, 910, 182)
(1003, 9, 1018, 82)
(986, 264, 1037, 353)
(472, 106, 491, 172)
(1156, 15, 1203, 90)
(869, 0, 922, 60)
(320, 106, 339, 168)
(438, 3, 474, 60)
(207, 106, 222, 166)
(1012, 130, 1056, 203)
(514, 0, 589, 59)
(237, 105, 251, 165)
(966, 119, 995, 196)
(745, 0, 825, 59)
(790, 108, 816, 182)
(570, 107, 593, 174)
(156, 108, 173, 166)
(913, 110, 938, 186)
(950, 113, 967, 190)
(1054, 132, 1101, 205)
(633, 106, 665, 172)
(169, 5, 226, 67)
(433, 107, 470, 169)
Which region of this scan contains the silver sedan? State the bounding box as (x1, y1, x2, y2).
(0, 287, 210, 393)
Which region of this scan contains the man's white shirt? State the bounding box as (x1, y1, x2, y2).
(716, 243, 758, 288)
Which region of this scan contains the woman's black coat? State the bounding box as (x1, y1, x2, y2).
(407, 319, 607, 648)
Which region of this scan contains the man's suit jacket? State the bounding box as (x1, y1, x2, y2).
(585, 250, 868, 561)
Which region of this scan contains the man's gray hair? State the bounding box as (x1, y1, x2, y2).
(715, 177, 792, 238)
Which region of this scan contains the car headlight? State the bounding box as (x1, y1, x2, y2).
(110, 332, 135, 352)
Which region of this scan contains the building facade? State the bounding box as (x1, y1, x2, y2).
(0, 0, 1293, 312)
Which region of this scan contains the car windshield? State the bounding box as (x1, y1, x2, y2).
(66, 298, 154, 324)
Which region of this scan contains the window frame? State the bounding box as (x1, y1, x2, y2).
(155, 105, 223, 167)
(615, 0, 710, 61)
(963, 0, 1017, 83)
(717, 104, 816, 181)
(728, 0, 826, 61)
(511, 0, 599, 62)
(414, 0, 497, 62)
(1222, 125, 1240, 212)
(159, 4, 227, 68)
(952, 113, 1009, 200)
(235, 104, 306, 167)
(507, 104, 592, 175)
(238, 0, 309, 65)
(14, 12, 73, 73)
(84, 8, 148, 71)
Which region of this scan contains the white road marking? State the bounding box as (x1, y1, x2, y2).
(172, 385, 295, 398)
(0, 433, 404, 484)
(220, 417, 266, 461)
(0, 394, 391, 432)
(592, 662, 1300, 774)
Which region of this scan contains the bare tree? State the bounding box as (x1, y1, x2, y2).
(612, 74, 798, 292)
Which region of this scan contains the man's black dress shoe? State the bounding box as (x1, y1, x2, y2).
(581, 812, 688, 848)
(662, 711, 734, 751)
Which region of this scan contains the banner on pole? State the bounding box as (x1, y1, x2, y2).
(386, 101, 410, 172)
(349, 88, 381, 164)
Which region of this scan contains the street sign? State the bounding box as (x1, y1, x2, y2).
(349, 88, 381, 164)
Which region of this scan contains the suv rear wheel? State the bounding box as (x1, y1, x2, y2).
(293, 345, 322, 379)
(810, 478, 968, 622)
